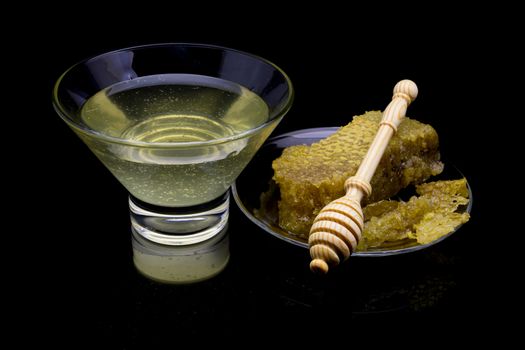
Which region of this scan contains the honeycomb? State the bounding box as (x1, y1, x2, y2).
(359, 179, 470, 249)
(273, 111, 444, 237)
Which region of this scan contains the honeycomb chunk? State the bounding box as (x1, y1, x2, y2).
(411, 212, 470, 245)
(273, 111, 443, 237)
(360, 194, 433, 249)
(362, 200, 399, 219)
(359, 179, 470, 249)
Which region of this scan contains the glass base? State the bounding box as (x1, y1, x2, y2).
(132, 222, 230, 284)
(129, 192, 229, 245)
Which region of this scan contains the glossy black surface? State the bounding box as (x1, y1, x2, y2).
(22, 18, 498, 345)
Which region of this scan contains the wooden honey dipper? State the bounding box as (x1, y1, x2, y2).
(309, 79, 418, 274)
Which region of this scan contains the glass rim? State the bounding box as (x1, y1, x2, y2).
(52, 43, 294, 149)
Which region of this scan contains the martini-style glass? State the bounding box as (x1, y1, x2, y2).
(53, 43, 293, 245)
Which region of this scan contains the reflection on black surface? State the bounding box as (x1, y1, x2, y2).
(79, 205, 471, 344)
(131, 224, 230, 284)
(231, 207, 463, 316)
(49, 178, 480, 347)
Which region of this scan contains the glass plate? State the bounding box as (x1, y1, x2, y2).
(232, 127, 473, 256)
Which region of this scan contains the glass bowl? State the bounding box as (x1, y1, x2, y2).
(53, 43, 293, 246)
(232, 127, 473, 256)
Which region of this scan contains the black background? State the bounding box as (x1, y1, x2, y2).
(12, 6, 507, 346)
